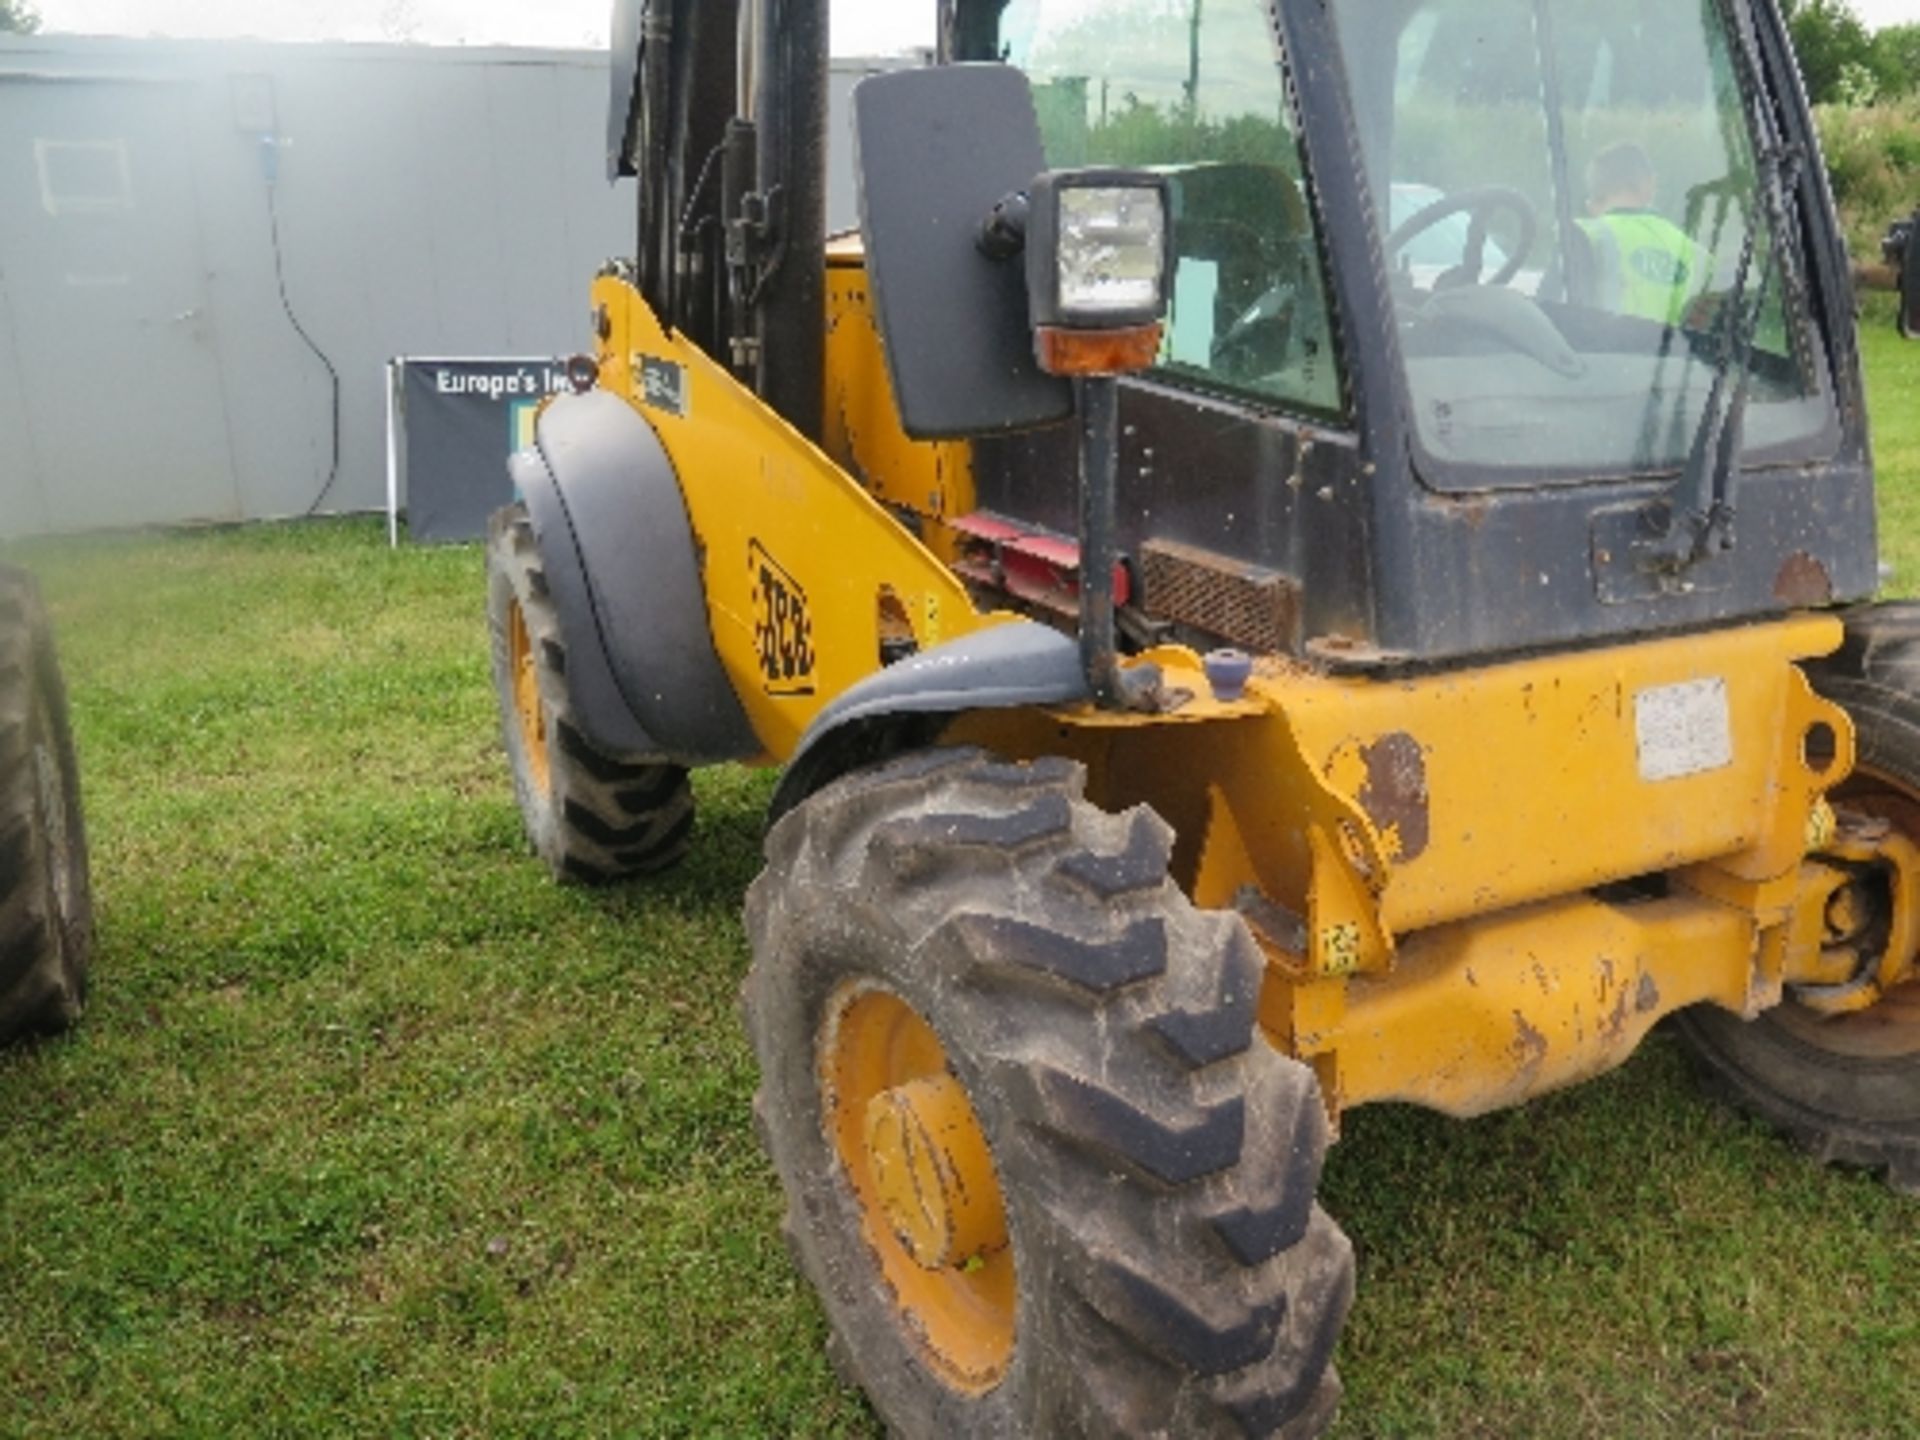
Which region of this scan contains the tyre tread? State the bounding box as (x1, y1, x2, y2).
(744, 749, 1353, 1437)
(0, 565, 93, 1042)
(486, 503, 694, 884)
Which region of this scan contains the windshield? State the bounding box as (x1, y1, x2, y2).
(1329, 0, 1835, 487)
(1000, 0, 1344, 419)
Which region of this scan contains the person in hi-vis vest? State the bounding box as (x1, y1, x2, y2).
(1577, 142, 1708, 325)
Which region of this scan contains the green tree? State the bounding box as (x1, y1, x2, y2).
(1782, 0, 1875, 105)
(1870, 23, 1920, 101)
(0, 0, 39, 33)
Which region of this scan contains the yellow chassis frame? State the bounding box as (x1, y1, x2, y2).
(587, 265, 1918, 1123)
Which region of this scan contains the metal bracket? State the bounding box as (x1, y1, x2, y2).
(1590, 499, 1735, 604)
(1790, 813, 1920, 1015)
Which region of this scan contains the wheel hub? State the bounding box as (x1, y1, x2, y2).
(1777, 980, 1920, 1060)
(1785, 779, 1920, 1054)
(821, 983, 1016, 1390)
(864, 1073, 1008, 1270)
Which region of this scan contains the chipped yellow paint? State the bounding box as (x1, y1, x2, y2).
(582, 261, 1900, 1126)
(948, 616, 1871, 1116)
(1328, 893, 1751, 1116)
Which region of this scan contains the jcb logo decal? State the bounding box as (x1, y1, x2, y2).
(750, 541, 815, 696)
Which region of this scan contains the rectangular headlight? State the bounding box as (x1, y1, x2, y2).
(1056, 185, 1168, 318)
(1026, 170, 1172, 334)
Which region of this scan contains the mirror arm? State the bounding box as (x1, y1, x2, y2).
(1075, 377, 1155, 711)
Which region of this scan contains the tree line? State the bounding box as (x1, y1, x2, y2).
(1786, 0, 1920, 106)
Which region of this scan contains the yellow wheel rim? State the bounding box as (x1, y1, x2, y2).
(1789, 768, 1920, 1059)
(507, 597, 551, 797)
(1775, 980, 1920, 1060)
(820, 982, 1015, 1392)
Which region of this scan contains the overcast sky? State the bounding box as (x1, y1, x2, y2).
(28, 0, 936, 53)
(1840, 0, 1919, 25)
(24, 0, 1920, 51)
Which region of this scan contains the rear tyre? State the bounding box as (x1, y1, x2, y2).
(1674, 602, 1920, 1195)
(744, 748, 1354, 1437)
(486, 503, 694, 883)
(0, 567, 94, 1042)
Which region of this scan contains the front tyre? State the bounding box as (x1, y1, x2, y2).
(744, 749, 1354, 1437)
(486, 504, 694, 883)
(0, 567, 94, 1042)
(1675, 602, 1920, 1195)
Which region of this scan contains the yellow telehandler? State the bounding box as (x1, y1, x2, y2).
(489, 1, 1918, 1431)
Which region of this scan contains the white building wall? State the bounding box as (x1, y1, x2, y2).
(0, 34, 899, 537)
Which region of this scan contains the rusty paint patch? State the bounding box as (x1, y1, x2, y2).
(1358, 732, 1430, 863)
(1599, 966, 1661, 1045)
(1510, 1012, 1548, 1075)
(1234, 885, 1309, 961)
(1773, 551, 1833, 607)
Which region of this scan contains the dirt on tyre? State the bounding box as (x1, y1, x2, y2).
(1674, 601, 1920, 1195)
(0, 566, 94, 1043)
(486, 503, 694, 883)
(743, 747, 1354, 1437)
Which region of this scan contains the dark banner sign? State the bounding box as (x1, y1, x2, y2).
(388, 358, 574, 544)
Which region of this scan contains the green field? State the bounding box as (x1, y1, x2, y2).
(3, 325, 1917, 1438)
(1868, 298, 1920, 592)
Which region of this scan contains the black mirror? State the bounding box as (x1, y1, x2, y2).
(606, 0, 642, 181)
(853, 64, 1071, 437)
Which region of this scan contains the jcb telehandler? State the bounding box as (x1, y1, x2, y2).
(488, 0, 1920, 1432)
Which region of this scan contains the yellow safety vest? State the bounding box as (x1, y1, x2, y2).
(1579, 211, 1705, 325)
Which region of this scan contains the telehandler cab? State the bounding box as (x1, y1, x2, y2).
(488, 0, 1918, 1431)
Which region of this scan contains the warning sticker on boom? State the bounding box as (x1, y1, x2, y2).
(750, 541, 815, 697)
(635, 356, 688, 417)
(1634, 678, 1733, 781)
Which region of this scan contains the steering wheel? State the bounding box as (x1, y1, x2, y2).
(1385, 185, 1538, 289)
(1210, 278, 1299, 376)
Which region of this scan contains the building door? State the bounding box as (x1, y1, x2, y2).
(0, 76, 240, 534)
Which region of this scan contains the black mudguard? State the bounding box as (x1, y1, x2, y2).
(767, 621, 1091, 822)
(513, 390, 760, 766)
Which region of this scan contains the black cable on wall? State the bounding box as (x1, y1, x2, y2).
(258, 136, 343, 518)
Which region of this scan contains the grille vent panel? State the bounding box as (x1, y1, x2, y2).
(1138, 539, 1299, 655)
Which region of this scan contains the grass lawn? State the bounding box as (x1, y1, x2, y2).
(1867, 297, 1920, 591)
(2, 323, 1917, 1439)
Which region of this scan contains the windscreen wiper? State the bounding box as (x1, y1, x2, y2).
(1642, 0, 1804, 573)
(1642, 140, 1802, 572)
